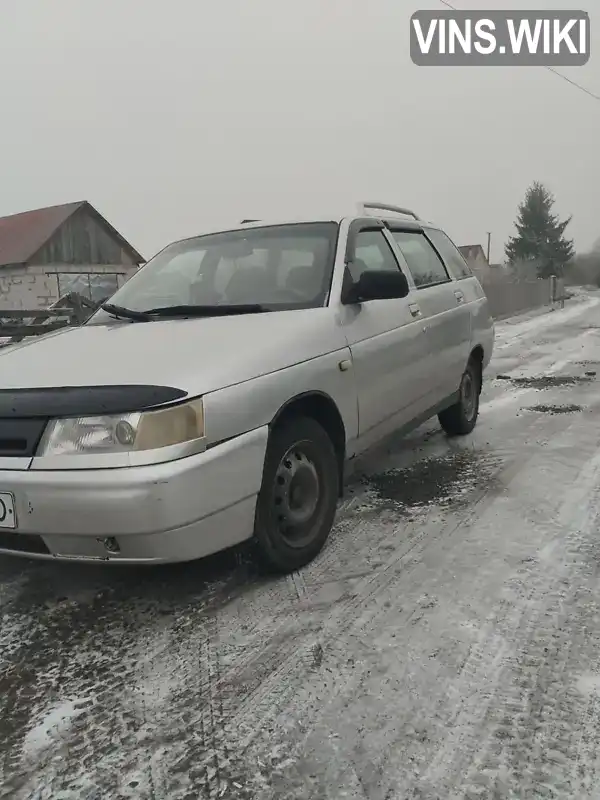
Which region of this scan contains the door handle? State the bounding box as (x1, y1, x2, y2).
(408, 303, 422, 318)
(454, 290, 465, 304)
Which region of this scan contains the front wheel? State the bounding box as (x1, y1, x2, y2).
(253, 416, 339, 573)
(438, 357, 481, 436)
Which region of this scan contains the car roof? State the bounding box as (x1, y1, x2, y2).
(233, 215, 344, 229)
(166, 206, 444, 250)
(180, 214, 442, 237)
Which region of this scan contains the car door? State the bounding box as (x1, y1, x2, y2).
(337, 223, 433, 452)
(387, 226, 472, 404)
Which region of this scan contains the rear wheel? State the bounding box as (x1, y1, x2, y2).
(438, 357, 481, 436)
(253, 416, 339, 573)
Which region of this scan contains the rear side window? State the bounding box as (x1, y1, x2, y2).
(390, 230, 450, 288)
(426, 228, 473, 280)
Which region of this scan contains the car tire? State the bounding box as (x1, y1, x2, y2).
(438, 357, 481, 436)
(253, 416, 339, 573)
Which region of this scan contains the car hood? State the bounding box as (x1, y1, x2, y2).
(0, 309, 345, 395)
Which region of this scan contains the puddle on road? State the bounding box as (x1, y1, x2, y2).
(364, 448, 499, 512)
(574, 361, 599, 376)
(524, 404, 583, 415)
(495, 375, 595, 390)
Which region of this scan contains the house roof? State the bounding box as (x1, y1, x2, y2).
(0, 200, 144, 267)
(458, 244, 488, 263)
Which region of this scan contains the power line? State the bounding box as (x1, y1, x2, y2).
(545, 66, 600, 101)
(436, 0, 600, 102)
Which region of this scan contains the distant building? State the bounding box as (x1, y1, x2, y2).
(0, 201, 144, 309)
(458, 244, 492, 280)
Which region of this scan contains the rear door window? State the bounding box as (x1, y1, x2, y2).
(389, 230, 450, 288)
(425, 228, 473, 280)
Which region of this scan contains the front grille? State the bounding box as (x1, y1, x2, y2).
(0, 532, 50, 555)
(0, 419, 48, 457)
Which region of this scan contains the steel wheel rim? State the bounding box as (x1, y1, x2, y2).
(272, 442, 321, 548)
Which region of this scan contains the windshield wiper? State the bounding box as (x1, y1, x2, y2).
(100, 303, 152, 322)
(141, 304, 271, 317)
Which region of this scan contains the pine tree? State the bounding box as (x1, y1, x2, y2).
(505, 182, 574, 278)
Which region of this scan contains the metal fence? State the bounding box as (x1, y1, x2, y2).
(0, 293, 99, 349)
(478, 275, 561, 320)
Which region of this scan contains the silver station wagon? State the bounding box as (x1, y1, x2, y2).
(0, 202, 494, 572)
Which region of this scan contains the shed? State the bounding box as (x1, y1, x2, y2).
(0, 200, 144, 309)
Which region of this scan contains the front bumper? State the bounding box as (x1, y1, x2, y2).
(0, 426, 268, 563)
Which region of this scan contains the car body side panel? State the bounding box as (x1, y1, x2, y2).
(328, 220, 434, 449)
(202, 345, 359, 455)
(459, 277, 495, 368)
(337, 299, 431, 442)
(418, 225, 494, 370)
(409, 282, 472, 403)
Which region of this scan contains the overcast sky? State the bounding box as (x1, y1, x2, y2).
(0, 0, 597, 263)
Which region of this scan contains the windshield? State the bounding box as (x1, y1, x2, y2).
(94, 222, 339, 315)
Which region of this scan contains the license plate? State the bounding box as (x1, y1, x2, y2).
(0, 492, 17, 529)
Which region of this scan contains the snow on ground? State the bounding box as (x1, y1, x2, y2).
(495, 290, 600, 350)
(22, 700, 84, 761)
(3, 294, 600, 798)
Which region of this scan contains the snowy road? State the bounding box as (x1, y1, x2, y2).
(3, 295, 600, 799)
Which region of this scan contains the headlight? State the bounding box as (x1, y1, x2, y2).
(37, 398, 204, 457)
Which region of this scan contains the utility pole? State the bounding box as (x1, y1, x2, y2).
(486, 232, 491, 263)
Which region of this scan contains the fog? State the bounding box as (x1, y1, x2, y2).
(0, 0, 597, 262)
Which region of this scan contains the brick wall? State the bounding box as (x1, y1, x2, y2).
(0, 264, 137, 309)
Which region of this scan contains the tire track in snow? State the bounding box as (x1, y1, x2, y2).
(417, 416, 600, 799)
(226, 428, 550, 776)
(1, 568, 255, 799)
(224, 396, 600, 797)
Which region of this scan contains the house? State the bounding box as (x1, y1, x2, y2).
(0, 201, 144, 309)
(458, 244, 492, 280)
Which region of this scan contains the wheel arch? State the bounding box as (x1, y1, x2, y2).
(470, 345, 484, 393)
(269, 391, 347, 495)
(470, 344, 484, 364)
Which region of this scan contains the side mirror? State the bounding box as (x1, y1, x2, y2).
(342, 268, 410, 304)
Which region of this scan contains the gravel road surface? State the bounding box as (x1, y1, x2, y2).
(3, 294, 600, 799)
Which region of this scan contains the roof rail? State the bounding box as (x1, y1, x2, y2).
(361, 202, 420, 221)
(241, 219, 259, 224)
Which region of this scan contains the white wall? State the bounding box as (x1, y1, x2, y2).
(0, 263, 137, 309)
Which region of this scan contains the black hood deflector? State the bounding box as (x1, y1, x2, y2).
(0, 385, 188, 419)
